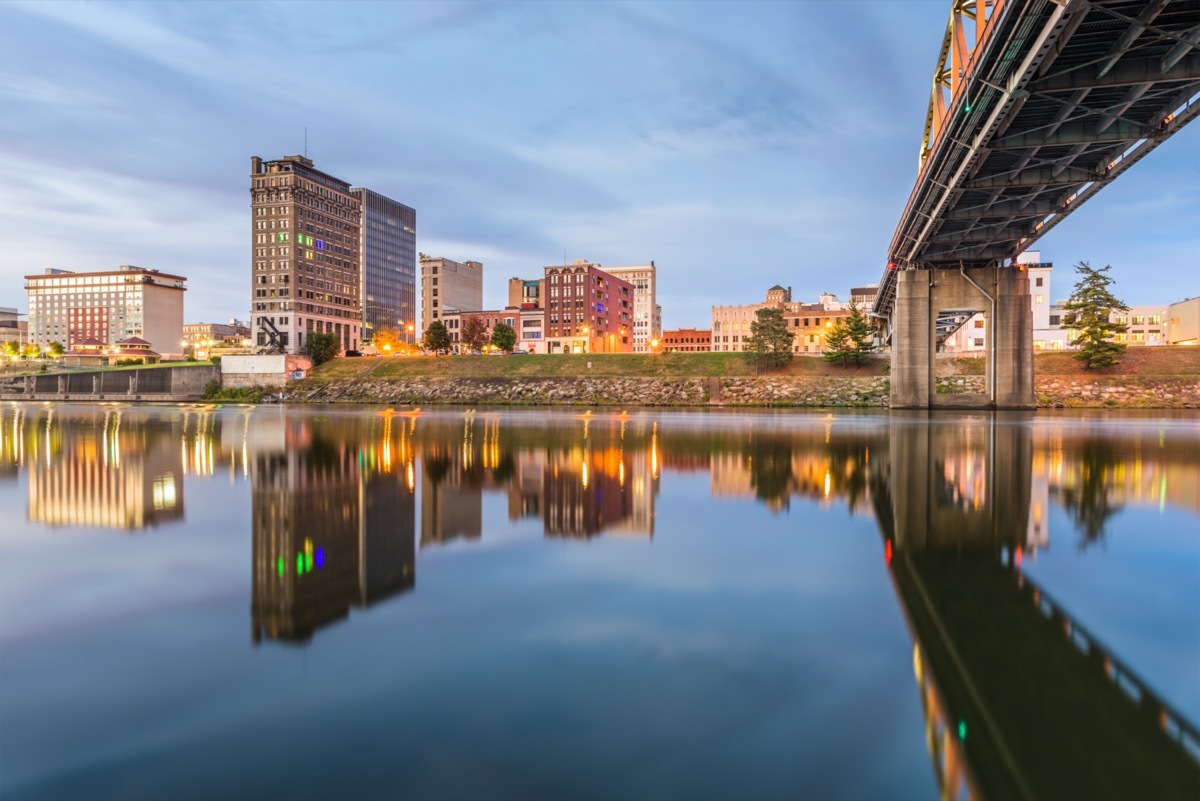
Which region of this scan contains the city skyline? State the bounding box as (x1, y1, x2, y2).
(1, 1, 1197, 331)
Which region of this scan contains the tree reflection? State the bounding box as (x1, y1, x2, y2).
(749, 437, 794, 507)
(1057, 441, 1124, 549)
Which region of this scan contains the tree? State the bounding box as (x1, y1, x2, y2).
(304, 332, 340, 366)
(423, 321, 452, 355)
(372, 326, 403, 354)
(743, 307, 793, 371)
(48, 341, 65, 358)
(461, 316, 488, 352)
(3, 341, 19, 360)
(22, 344, 40, 359)
(1061, 262, 1128, 370)
(823, 300, 873, 368)
(490, 321, 517, 353)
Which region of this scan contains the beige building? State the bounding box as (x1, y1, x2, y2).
(543, 260, 634, 354)
(712, 285, 854, 356)
(250, 155, 362, 355)
(1167, 297, 1199, 345)
(420, 254, 482, 333)
(0, 307, 26, 350)
(508, 277, 544, 309)
(25, 266, 186, 356)
(437, 308, 518, 352)
(602, 263, 660, 353)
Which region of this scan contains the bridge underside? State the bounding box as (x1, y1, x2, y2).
(877, 0, 1200, 408)
(891, 267, 1034, 409)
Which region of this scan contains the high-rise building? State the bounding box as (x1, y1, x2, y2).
(250, 155, 362, 354)
(602, 263, 659, 353)
(419, 255, 482, 332)
(25, 266, 186, 354)
(352, 188, 416, 345)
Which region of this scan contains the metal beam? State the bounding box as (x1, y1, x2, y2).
(966, 167, 1095, 188)
(1027, 53, 1200, 92)
(945, 199, 1059, 218)
(989, 120, 1151, 149)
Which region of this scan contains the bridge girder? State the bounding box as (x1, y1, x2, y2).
(878, 0, 1200, 321)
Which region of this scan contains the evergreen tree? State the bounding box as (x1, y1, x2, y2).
(490, 321, 517, 352)
(1061, 262, 1128, 370)
(422, 321, 452, 355)
(743, 307, 793, 371)
(823, 320, 853, 367)
(461, 316, 488, 352)
(844, 300, 874, 366)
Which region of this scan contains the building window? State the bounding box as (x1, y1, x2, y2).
(1035, 277, 1043, 287)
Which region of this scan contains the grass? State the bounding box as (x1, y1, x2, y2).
(936, 346, 1200, 377)
(301, 352, 891, 383)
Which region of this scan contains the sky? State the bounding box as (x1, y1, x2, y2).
(1, 0, 1197, 330)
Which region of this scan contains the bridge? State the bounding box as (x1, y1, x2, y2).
(874, 0, 1200, 408)
(872, 414, 1200, 799)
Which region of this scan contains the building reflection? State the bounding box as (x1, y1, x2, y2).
(0, 405, 185, 530)
(249, 413, 415, 645)
(870, 413, 1200, 800)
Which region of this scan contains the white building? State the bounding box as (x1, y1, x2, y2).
(25, 266, 186, 355)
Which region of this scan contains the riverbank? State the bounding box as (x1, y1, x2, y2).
(281, 348, 1200, 408)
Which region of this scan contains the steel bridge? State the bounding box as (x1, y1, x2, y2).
(875, 0, 1200, 408)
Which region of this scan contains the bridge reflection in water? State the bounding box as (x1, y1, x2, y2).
(873, 413, 1200, 801)
(3, 405, 1198, 796)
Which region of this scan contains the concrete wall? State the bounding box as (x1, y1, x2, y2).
(0, 365, 218, 401)
(221, 354, 313, 388)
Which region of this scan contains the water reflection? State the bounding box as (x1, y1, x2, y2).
(1, 404, 1197, 798)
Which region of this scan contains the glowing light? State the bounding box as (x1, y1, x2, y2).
(315, 547, 325, 568)
(957, 721, 967, 740)
(296, 552, 305, 574)
(885, 540, 893, 565)
(277, 556, 285, 577)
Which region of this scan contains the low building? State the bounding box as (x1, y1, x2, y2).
(183, 321, 251, 352)
(661, 328, 711, 352)
(0, 307, 26, 350)
(25, 265, 186, 357)
(1167, 297, 1199, 345)
(438, 308, 519, 352)
(518, 307, 546, 353)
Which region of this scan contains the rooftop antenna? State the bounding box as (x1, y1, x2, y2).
(304, 126, 308, 159)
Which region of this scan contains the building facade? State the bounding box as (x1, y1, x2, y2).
(0, 307, 26, 350)
(353, 188, 416, 345)
(250, 155, 362, 355)
(183, 321, 251, 352)
(1167, 298, 1199, 345)
(661, 328, 711, 352)
(508, 278, 544, 309)
(420, 255, 482, 332)
(543, 261, 634, 354)
(25, 266, 186, 355)
(602, 263, 660, 353)
(437, 308, 518, 352)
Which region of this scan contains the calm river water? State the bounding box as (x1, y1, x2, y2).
(0, 403, 1197, 800)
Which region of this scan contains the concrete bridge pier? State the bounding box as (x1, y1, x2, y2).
(890, 266, 1034, 409)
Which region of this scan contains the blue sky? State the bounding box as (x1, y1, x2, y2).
(1, 0, 1196, 329)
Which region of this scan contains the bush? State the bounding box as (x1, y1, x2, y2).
(202, 378, 264, 403)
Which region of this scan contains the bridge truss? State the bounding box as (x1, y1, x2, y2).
(877, 0, 1200, 321)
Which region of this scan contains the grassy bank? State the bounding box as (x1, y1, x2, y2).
(940, 346, 1200, 377)
(302, 352, 891, 384)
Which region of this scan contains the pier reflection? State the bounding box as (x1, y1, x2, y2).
(872, 412, 1200, 800)
(2, 404, 1198, 795)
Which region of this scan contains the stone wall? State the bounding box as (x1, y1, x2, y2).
(284, 372, 1199, 409)
(1035, 376, 1200, 408)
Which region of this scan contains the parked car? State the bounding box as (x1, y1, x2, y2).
(344, 350, 362, 357)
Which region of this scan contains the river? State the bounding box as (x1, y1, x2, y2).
(0, 404, 1197, 800)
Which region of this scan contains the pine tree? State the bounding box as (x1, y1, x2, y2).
(844, 300, 874, 366)
(823, 320, 853, 367)
(1061, 262, 1128, 370)
(743, 307, 793, 371)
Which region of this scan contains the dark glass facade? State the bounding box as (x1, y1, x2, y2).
(354, 188, 416, 343)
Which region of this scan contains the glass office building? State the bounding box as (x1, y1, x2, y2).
(353, 188, 416, 344)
